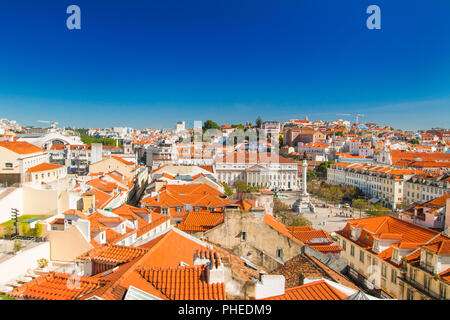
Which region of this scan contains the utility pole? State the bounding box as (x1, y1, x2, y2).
(11, 208, 19, 236)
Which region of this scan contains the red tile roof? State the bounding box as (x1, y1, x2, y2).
(262, 280, 348, 300)
(177, 211, 224, 232)
(78, 244, 149, 265)
(112, 156, 135, 165)
(138, 266, 225, 300)
(27, 162, 64, 173)
(8, 272, 103, 300)
(0, 141, 43, 154)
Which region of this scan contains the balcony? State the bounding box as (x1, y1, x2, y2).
(419, 262, 435, 274)
(400, 275, 443, 300)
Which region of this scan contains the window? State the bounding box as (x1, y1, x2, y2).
(241, 232, 246, 241)
(393, 248, 399, 261)
(425, 252, 433, 271)
(381, 263, 387, 277)
(407, 289, 414, 300)
(342, 240, 346, 251)
(373, 239, 380, 252)
(161, 207, 168, 215)
(350, 245, 355, 257)
(391, 269, 397, 284)
(372, 258, 378, 267)
(176, 207, 182, 213)
(440, 283, 447, 299)
(67, 219, 72, 225)
(276, 249, 283, 260)
(359, 250, 364, 263)
(409, 267, 416, 281)
(4, 162, 12, 169)
(424, 275, 431, 291)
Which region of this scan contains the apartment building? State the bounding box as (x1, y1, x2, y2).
(399, 194, 450, 231)
(297, 142, 331, 161)
(0, 141, 49, 184)
(214, 152, 300, 191)
(49, 143, 113, 175)
(327, 163, 421, 209)
(261, 121, 281, 138)
(283, 127, 325, 147)
(335, 215, 444, 299)
(146, 141, 178, 168)
(399, 234, 450, 300)
(140, 183, 228, 224)
(404, 173, 450, 204)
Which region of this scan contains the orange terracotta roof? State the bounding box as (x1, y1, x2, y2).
(112, 156, 135, 165)
(264, 214, 303, 245)
(27, 162, 64, 173)
(439, 268, 450, 283)
(78, 244, 149, 265)
(422, 235, 450, 255)
(177, 211, 224, 232)
(262, 280, 348, 300)
(7, 272, 103, 300)
(0, 141, 43, 154)
(83, 189, 114, 209)
(138, 265, 225, 300)
(49, 218, 65, 225)
(63, 209, 89, 220)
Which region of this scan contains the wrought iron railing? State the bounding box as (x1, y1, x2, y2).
(401, 275, 444, 300)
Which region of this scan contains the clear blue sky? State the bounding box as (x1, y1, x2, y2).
(0, 0, 449, 130)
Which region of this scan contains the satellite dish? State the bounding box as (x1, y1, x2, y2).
(184, 203, 192, 213)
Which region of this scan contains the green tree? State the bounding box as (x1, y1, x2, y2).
(202, 120, 220, 132)
(14, 240, 22, 253)
(234, 180, 261, 193)
(20, 223, 30, 236)
(273, 198, 291, 214)
(255, 116, 262, 129)
(316, 161, 334, 179)
(352, 199, 368, 218)
(279, 135, 284, 147)
(30, 223, 43, 237)
(291, 216, 312, 227)
(307, 169, 317, 182)
(221, 182, 234, 198)
(408, 138, 420, 145)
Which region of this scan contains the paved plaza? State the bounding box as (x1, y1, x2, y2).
(278, 192, 369, 233)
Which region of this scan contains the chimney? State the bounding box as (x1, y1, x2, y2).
(193, 250, 224, 285)
(254, 274, 285, 299)
(259, 270, 266, 282)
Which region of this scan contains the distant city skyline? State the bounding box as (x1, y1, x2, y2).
(1, 1, 449, 130)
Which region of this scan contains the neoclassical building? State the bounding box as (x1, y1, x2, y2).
(214, 152, 299, 191)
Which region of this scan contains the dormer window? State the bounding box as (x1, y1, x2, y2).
(424, 251, 434, 272)
(392, 248, 399, 262)
(373, 239, 380, 253)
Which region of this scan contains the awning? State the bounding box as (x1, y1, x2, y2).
(369, 198, 380, 204)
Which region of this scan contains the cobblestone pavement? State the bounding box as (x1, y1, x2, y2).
(305, 197, 369, 233)
(277, 192, 369, 233)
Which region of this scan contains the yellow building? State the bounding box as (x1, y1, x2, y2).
(399, 235, 450, 300)
(0, 140, 48, 184)
(336, 215, 448, 299)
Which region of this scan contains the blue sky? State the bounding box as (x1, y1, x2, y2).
(0, 0, 449, 130)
